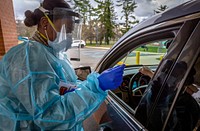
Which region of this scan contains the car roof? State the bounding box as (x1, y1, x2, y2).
(117, 0, 200, 43)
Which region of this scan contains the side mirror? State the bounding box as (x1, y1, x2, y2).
(74, 66, 91, 81)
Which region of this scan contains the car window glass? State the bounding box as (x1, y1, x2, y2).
(116, 40, 169, 66)
(160, 56, 200, 131)
(190, 57, 200, 106)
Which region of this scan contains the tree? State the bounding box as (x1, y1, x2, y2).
(93, 0, 106, 45)
(93, 0, 117, 45)
(116, 0, 139, 34)
(67, 0, 95, 44)
(154, 5, 168, 14)
(16, 19, 36, 38)
(67, 0, 91, 25)
(104, 0, 116, 45)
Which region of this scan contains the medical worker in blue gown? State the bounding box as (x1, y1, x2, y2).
(0, 0, 125, 130)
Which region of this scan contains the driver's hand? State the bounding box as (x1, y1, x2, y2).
(139, 66, 154, 78)
(185, 84, 198, 95)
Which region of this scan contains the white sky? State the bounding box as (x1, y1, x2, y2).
(13, 0, 190, 22)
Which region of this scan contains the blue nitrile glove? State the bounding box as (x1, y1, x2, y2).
(98, 64, 125, 91)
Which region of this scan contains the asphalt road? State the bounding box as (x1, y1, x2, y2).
(67, 46, 164, 71)
(67, 47, 109, 70)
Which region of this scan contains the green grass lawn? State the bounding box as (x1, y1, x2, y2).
(136, 45, 167, 53)
(86, 42, 114, 48)
(86, 42, 167, 53)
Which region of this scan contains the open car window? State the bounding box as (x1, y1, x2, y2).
(117, 40, 169, 66)
(112, 39, 171, 110)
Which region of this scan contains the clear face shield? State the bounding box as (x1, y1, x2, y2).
(39, 7, 82, 60)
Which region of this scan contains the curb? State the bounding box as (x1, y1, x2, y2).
(85, 46, 110, 50)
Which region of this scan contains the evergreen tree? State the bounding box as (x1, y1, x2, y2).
(66, 0, 91, 25)
(94, 0, 117, 45)
(67, 0, 94, 44)
(93, 0, 105, 45)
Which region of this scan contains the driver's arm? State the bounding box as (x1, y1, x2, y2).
(139, 66, 154, 78)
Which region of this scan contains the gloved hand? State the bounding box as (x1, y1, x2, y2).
(98, 64, 125, 91)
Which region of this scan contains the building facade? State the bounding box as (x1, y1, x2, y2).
(0, 0, 17, 59)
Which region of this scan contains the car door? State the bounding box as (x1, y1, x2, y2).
(92, 14, 200, 131)
(135, 19, 200, 131)
(159, 20, 200, 131)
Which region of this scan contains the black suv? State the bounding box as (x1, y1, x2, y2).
(82, 1, 200, 131)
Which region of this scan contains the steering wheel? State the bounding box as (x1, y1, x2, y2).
(138, 74, 151, 88)
(129, 72, 150, 90)
(127, 72, 151, 108)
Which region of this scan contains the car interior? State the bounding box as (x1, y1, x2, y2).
(112, 39, 170, 110)
(107, 39, 200, 130)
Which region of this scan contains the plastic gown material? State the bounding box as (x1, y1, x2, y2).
(0, 41, 107, 130)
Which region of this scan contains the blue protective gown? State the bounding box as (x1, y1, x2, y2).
(0, 41, 107, 130)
